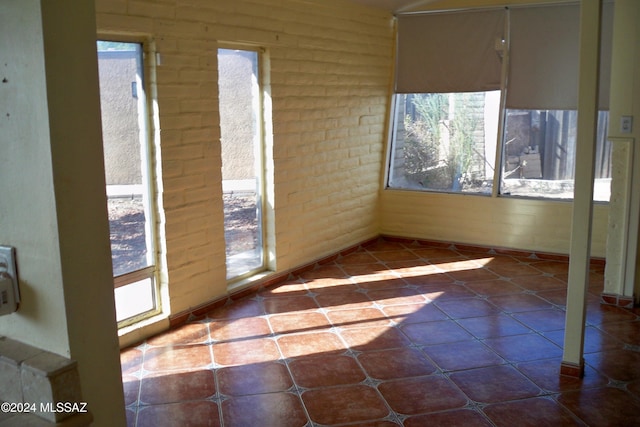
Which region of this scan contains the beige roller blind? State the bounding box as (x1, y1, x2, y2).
(395, 9, 505, 94)
(506, 3, 612, 110)
(598, 1, 613, 110)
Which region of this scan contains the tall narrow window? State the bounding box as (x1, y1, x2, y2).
(97, 41, 159, 323)
(218, 48, 265, 280)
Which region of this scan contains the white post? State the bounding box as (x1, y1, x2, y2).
(562, 0, 602, 377)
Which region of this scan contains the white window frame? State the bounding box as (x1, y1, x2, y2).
(217, 44, 270, 284)
(97, 37, 163, 327)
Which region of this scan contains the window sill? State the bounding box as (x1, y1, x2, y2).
(227, 269, 279, 295)
(118, 312, 170, 349)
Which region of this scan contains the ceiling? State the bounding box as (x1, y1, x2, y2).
(346, 0, 582, 14)
(347, 0, 440, 13)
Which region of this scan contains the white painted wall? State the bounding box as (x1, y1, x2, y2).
(380, 191, 609, 257)
(604, 0, 640, 299)
(0, 0, 68, 356)
(0, 1, 126, 425)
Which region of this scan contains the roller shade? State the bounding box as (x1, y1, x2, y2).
(598, 1, 613, 110)
(506, 3, 613, 110)
(395, 10, 505, 94)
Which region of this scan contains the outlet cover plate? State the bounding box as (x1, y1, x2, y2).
(0, 246, 20, 304)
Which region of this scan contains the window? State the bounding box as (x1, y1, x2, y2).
(388, 91, 500, 193)
(217, 48, 267, 280)
(387, 3, 613, 201)
(389, 9, 505, 195)
(497, 4, 613, 201)
(501, 109, 611, 201)
(97, 40, 160, 324)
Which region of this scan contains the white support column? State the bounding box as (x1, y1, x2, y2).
(0, 1, 126, 424)
(561, 0, 602, 377)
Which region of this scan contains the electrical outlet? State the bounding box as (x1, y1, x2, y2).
(0, 246, 19, 315)
(621, 116, 633, 134)
(0, 276, 18, 315)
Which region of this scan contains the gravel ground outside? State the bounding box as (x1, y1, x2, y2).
(108, 194, 258, 276)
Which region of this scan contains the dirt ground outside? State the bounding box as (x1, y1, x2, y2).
(108, 193, 258, 276)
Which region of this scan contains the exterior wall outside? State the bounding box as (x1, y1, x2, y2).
(98, 50, 142, 186)
(95, 0, 393, 316)
(219, 50, 256, 181)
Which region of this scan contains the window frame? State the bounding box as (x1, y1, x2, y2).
(217, 44, 270, 284)
(386, 91, 502, 195)
(97, 37, 163, 327)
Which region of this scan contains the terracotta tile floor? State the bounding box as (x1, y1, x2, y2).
(122, 239, 640, 426)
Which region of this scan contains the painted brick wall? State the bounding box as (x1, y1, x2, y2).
(95, 0, 394, 315)
(380, 191, 610, 258)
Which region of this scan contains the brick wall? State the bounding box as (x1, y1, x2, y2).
(95, 0, 394, 314)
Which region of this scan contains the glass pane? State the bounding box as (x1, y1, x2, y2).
(98, 41, 158, 323)
(114, 278, 155, 322)
(218, 49, 264, 279)
(500, 109, 611, 201)
(388, 91, 500, 194)
(97, 41, 154, 277)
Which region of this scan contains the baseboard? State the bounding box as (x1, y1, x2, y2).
(167, 235, 379, 328)
(164, 233, 607, 331)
